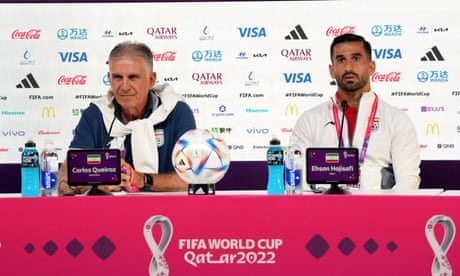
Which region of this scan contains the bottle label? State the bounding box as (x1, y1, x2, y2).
(285, 168, 301, 186)
(41, 171, 57, 189)
(267, 150, 283, 166)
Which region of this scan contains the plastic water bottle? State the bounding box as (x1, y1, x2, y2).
(21, 140, 41, 197)
(266, 135, 284, 195)
(284, 149, 303, 195)
(40, 139, 59, 196)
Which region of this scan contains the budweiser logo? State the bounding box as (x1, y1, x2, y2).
(58, 75, 87, 85)
(11, 29, 41, 39)
(372, 72, 401, 82)
(152, 51, 176, 61)
(326, 26, 356, 36)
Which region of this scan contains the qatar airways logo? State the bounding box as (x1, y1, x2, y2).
(11, 29, 41, 40)
(146, 27, 177, 39)
(371, 72, 401, 82)
(325, 26, 356, 36)
(58, 75, 87, 85)
(152, 51, 176, 62)
(191, 72, 223, 85)
(281, 48, 312, 61)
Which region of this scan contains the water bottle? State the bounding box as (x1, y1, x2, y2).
(284, 149, 303, 195)
(40, 139, 59, 196)
(266, 135, 284, 195)
(21, 140, 41, 197)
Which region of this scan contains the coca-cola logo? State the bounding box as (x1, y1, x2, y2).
(57, 75, 87, 85)
(371, 72, 402, 82)
(152, 51, 176, 62)
(326, 26, 356, 36)
(11, 29, 41, 39)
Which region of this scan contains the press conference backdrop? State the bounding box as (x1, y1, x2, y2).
(0, 0, 459, 166)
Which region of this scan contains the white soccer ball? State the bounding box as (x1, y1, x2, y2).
(172, 128, 230, 184)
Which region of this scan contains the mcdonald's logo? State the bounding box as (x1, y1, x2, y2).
(41, 107, 55, 118)
(285, 104, 299, 116)
(425, 123, 440, 135)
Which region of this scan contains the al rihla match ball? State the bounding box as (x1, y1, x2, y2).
(172, 128, 230, 184)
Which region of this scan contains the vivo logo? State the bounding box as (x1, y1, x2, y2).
(373, 48, 402, 59)
(237, 27, 267, 38)
(246, 127, 269, 134)
(58, 52, 88, 62)
(2, 130, 25, 136)
(283, 73, 312, 83)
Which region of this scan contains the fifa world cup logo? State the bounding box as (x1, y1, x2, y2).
(425, 215, 456, 276)
(144, 215, 173, 276)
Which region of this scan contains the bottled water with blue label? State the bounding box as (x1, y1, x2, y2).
(284, 149, 303, 195)
(40, 139, 59, 196)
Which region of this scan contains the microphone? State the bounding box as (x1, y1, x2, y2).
(104, 110, 118, 149)
(338, 100, 347, 148)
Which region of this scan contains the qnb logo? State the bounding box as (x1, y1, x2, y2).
(421, 46, 444, 61)
(11, 29, 41, 40)
(191, 72, 223, 85)
(41, 107, 55, 119)
(152, 51, 176, 62)
(237, 27, 267, 38)
(58, 75, 87, 85)
(421, 106, 445, 112)
(326, 26, 356, 36)
(59, 52, 88, 63)
(285, 24, 307, 40)
(146, 27, 177, 39)
(281, 48, 312, 61)
(371, 72, 401, 82)
(373, 48, 402, 59)
(285, 104, 299, 116)
(437, 144, 455, 149)
(16, 73, 40, 88)
(426, 123, 440, 135)
(283, 73, 312, 83)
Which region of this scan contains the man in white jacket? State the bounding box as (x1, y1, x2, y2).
(291, 34, 420, 191)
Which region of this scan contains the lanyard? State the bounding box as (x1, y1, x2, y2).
(332, 93, 378, 164)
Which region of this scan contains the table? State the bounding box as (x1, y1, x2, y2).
(0, 190, 457, 275)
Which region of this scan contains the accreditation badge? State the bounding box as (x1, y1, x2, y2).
(155, 129, 165, 147)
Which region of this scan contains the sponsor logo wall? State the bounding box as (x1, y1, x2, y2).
(0, 0, 458, 163)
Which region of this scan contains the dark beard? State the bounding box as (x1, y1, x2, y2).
(336, 75, 367, 93)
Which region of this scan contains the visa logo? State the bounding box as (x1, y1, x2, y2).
(373, 48, 402, 59)
(237, 27, 267, 38)
(58, 52, 88, 62)
(283, 73, 312, 83)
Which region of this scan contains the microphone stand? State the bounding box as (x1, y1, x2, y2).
(324, 100, 350, 195)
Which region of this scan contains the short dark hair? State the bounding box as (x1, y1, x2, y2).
(108, 41, 153, 72)
(330, 34, 372, 62)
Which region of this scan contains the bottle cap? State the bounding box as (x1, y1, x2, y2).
(269, 135, 281, 145)
(44, 138, 54, 148)
(25, 140, 36, 147)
